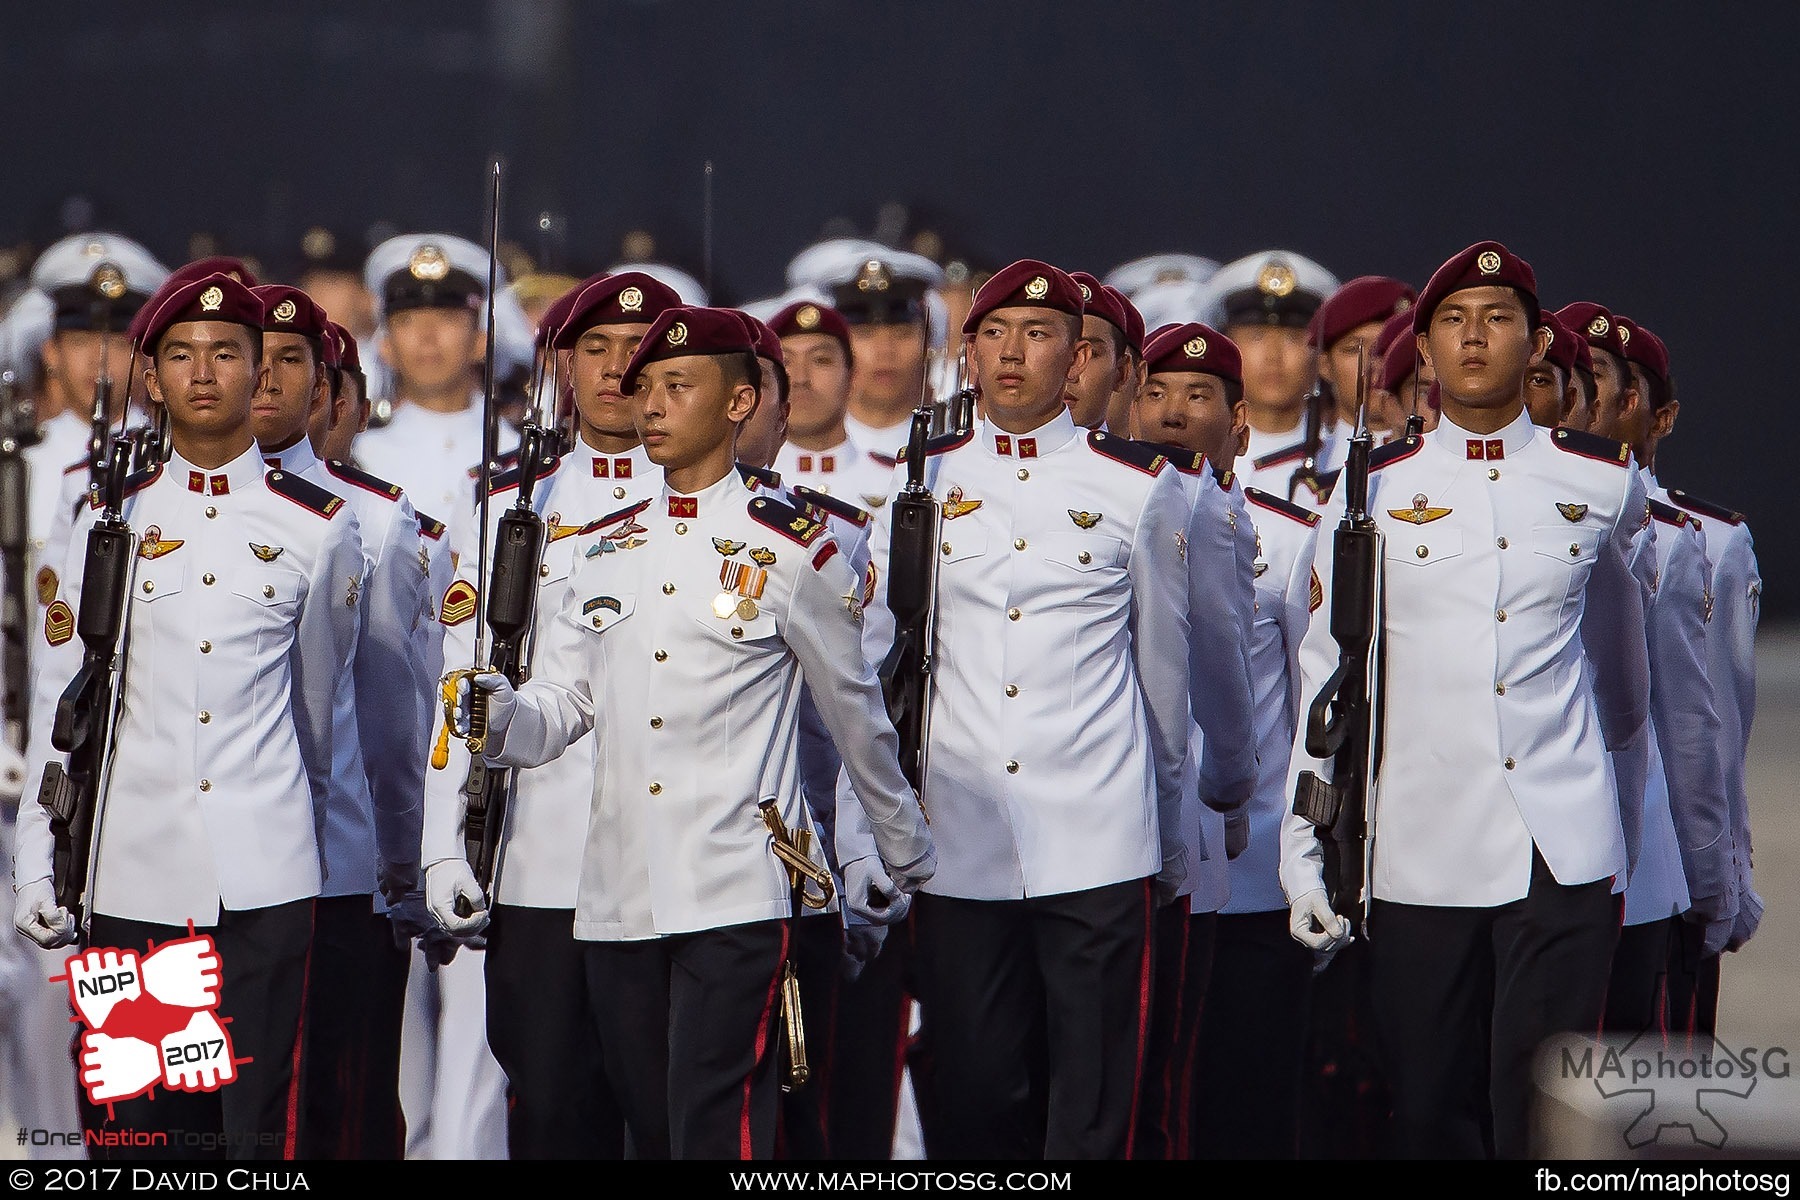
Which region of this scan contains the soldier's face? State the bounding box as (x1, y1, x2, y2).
(570, 324, 649, 439)
(1585, 347, 1636, 440)
(145, 321, 263, 437)
(781, 333, 851, 440)
(1230, 324, 1317, 419)
(382, 307, 481, 395)
(967, 308, 1089, 432)
(1417, 287, 1545, 410)
(848, 322, 926, 411)
(1321, 321, 1385, 420)
(1136, 372, 1245, 465)
(254, 332, 326, 449)
(633, 356, 756, 473)
(735, 359, 787, 469)
(1522, 360, 1572, 428)
(1065, 315, 1129, 430)
(42, 330, 135, 415)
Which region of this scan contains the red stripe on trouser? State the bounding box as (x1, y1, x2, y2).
(741, 921, 792, 1161)
(1123, 879, 1153, 1161)
(283, 902, 317, 1162)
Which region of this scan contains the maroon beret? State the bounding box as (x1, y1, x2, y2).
(1070, 271, 1129, 341)
(325, 321, 362, 376)
(621, 305, 755, 395)
(961, 259, 1084, 334)
(552, 271, 684, 349)
(1311, 276, 1416, 350)
(136, 273, 263, 354)
(736, 312, 783, 365)
(1373, 307, 1415, 360)
(770, 300, 853, 364)
(1105, 285, 1146, 356)
(319, 320, 344, 370)
(126, 256, 259, 344)
(1613, 316, 1669, 383)
(1381, 329, 1420, 394)
(1413, 241, 1538, 334)
(1142, 322, 1241, 386)
(1538, 310, 1580, 377)
(1572, 335, 1594, 379)
(1553, 301, 1627, 364)
(1146, 321, 1182, 343)
(252, 284, 331, 343)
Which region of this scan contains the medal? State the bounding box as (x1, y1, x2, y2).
(737, 597, 759, 621)
(712, 593, 739, 619)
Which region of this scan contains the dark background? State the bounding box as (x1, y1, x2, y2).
(3, 1, 1794, 611)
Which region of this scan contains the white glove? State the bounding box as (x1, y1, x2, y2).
(450, 671, 516, 745)
(1154, 845, 1189, 908)
(14, 877, 77, 950)
(1224, 810, 1250, 861)
(1288, 888, 1352, 969)
(844, 856, 911, 926)
(887, 843, 936, 895)
(842, 922, 889, 982)
(425, 859, 489, 936)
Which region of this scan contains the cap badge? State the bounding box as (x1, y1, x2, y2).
(1476, 250, 1503, 275)
(1023, 275, 1050, 301)
(619, 286, 644, 312)
(199, 286, 224, 313)
(408, 244, 449, 281)
(1395, 296, 1413, 313)
(302, 227, 336, 260)
(795, 304, 821, 330)
(666, 320, 689, 347)
(1256, 262, 1296, 297)
(1078, 282, 1092, 302)
(1183, 336, 1207, 358)
(856, 260, 892, 293)
(1617, 324, 1632, 346)
(1388, 494, 1453, 525)
(91, 263, 127, 300)
(1543, 325, 1555, 347)
(1587, 315, 1610, 337)
(271, 299, 298, 323)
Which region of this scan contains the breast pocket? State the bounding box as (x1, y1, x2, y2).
(134, 558, 187, 605)
(1037, 531, 1128, 610)
(1385, 526, 1464, 569)
(567, 590, 636, 637)
(935, 525, 988, 568)
(1531, 524, 1602, 608)
(230, 566, 304, 618)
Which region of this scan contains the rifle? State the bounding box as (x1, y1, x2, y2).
(1290, 345, 1383, 936)
(876, 406, 940, 802)
(0, 359, 42, 752)
(1287, 376, 1329, 503)
(38, 437, 135, 927)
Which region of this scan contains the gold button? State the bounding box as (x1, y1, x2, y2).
(1017, 468, 1029, 481)
(1496, 537, 1508, 549)
(263, 585, 275, 598)
(654, 649, 668, 661)
(1569, 543, 1580, 557)
(1496, 609, 1507, 622)
(1007, 607, 1021, 621)
(199, 711, 211, 723)
(1005, 760, 1020, 774)
(539, 564, 550, 577)
(649, 716, 663, 729)
(199, 779, 212, 792)
(1078, 551, 1091, 565)
(1495, 683, 1507, 696)
(199, 640, 212, 653)
(662, 583, 675, 595)
(142, 580, 154, 593)
(1004, 684, 1018, 697)
(614, 486, 627, 499)
(1487, 468, 1500, 481)
(941, 542, 952, 556)
(648, 782, 662, 795)
(1013, 538, 1026, 551)
(1504, 757, 1516, 770)
(203, 572, 216, 585)
(730, 626, 743, 638)
(1415, 545, 1428, 559)
(205, 506, 218, 519)
(675, 522, 688, 535)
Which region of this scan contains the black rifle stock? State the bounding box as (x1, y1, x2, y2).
(877, 407, 938, 800)
(0, 365, 40, 752)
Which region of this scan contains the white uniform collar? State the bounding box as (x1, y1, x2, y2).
(167, 442, 268, 497)
(661, 465, 751, 520)
(580, 440, 649, 482)
(1429, 407, 1535, 462)
(262, 436, 320, 477)
(981, 407, 1079, 458)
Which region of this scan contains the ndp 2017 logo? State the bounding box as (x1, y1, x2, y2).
(48, 922, 247, 1110)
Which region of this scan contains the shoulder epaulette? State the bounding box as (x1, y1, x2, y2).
(1086, 429, 1168, 476)
(748, 494, 828, 546)
(325, 459, 404, 502)
(1647, 498, 1689, 528)
(485, 452, 562, 498)
(1252, 442, 1308, 471)
(576, 498, 652, 536)
(468, 445, 523, 482)
(89, 464, 160, 510)
(894, 430, 971, 463)
(1550, 426, 1631, 468)
(737, 463, 783, 491)
(1300, 469, 1341, 504)
(1368, 436, 1423, 472)
(266, 467, 346, 519)
(1135, 440, 1207, 475)
(1245, 486, 1323, 527)
(1666, 488, 1744, 527)
(789, 485, 870, 528)
(416, 510, 447, 541)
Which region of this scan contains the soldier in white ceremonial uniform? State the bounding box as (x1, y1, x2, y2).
(246, 284, 436, 1158)
(13, 273, 363, 1159)
(845, 261, 1192, 1159)
(426, 271, 681, 1159)
(1282, 242, 1652, 1159)
(450, 305, 933, 1159)
(770, 301, 895, 511)
(815, 251, 944, 459)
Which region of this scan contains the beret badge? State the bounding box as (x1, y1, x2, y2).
(1588, 315, 1610, 337)
(1078, 282, 1092, 302)
(1024, 276, 1050, 301)
(795, 304, 821, 330)
(272, 299, 298, 323)
(199, 286, 224, 313)
(619, 286, 644, 312)
(666, 321, 689, 347)
(1476, 250, 1503, 275)
(1184, 336, 1207, 358)
(1617, 324, 1632, 346)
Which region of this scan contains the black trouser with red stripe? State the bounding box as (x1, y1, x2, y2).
(297, 894, 408, 1158)
(777, 914, 843, 1159)
(82, 901, 314, 1161)
(582, 918, 789, 1160)
(826, 910, 918, 1159)
(1606, 915, 1713, 1044)
(912, 880, 1153, 1159)
(1133, 904, 1213, 1158)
